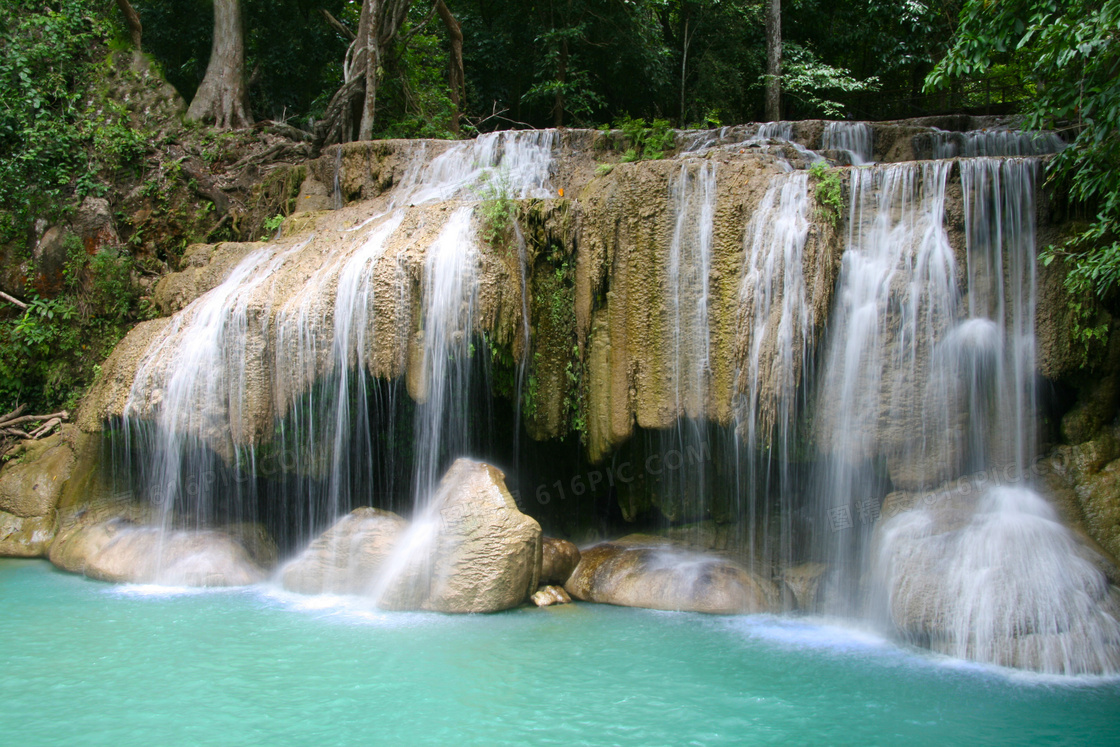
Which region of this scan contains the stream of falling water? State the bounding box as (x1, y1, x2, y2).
(103, 118, 1120, 672)
(822, 122, 873, 165)
(119, 130, 557, 564)
(734, 171, 812, 578)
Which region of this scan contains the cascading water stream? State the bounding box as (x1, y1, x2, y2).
(822, 122, 873, 165)
(802, 152, 1120, 673)
(117, 130, 557, 576)
(734, 171, 813, 576)
(659, 160, 717, 529)
(93, 117, 1120, 672)
(869, 157, 1120, 674)
(810, 160, 956, 609)
(931, 129, 1065, 159)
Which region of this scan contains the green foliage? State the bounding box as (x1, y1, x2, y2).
(614, 116, 675, 161)
(478, 170, 516, 248)
(0, 1, 118, 241)
(373, 11, 458, 139)
(809, 161, 843, 226)
(521, 22, 606, 126)
(780, 43, 879, 117)
(929, 0, 1120, 338)
(262, 214, 286, 236)
(0, 243, 142, 412)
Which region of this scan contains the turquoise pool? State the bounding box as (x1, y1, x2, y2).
(2, 559, 1117, 746)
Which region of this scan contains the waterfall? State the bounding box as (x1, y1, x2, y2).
(810, 161, 956, 608)
(757, 122, 793, 141)
(91, 119, 1119, 671)
(931, 129, 1065, 159)
(116, 130, 558, 561)
(657, 160, 718, 526)
(735, 172, 813, 574)
(413, 207, 479, 503)
(822, 122, 873, 165)
(820, 155, 1120, 673)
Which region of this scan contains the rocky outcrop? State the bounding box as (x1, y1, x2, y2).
(0, 428, 79, 556)
(530, 584, 571, 606)
(872, 479, 1120, 674)
(280, 507, 409, 595)
(1043, 427, 1120, 564)
(565, 536, 779, 614)
(780, 562, 827, 612)
(541, 536, 580, 585)
(49, 520, 270, 586)
(424, 459, 542, 612)
(283, 459, 541, 613)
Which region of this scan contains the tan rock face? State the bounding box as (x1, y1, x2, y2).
(280, 507, 409, 595)
(282, 459, 541, 613)
(425, 459, 542, 613)
(541, 536, 580, 585)
(0, 429, 79, 556)
(0, 513, 56, 558)
(780, 562, 827, 612)
(0, 431, 76, 519)
(565, 537, 779, 614)
(49, 520, 268, 586)
(1044, 429, 1120, 563)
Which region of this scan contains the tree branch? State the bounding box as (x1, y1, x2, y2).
(115, 0, 143, 49)
(0, 291, 28, 310)
(320, 8, 356, 42)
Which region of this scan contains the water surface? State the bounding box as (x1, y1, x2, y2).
(2, 559, 1116, 746)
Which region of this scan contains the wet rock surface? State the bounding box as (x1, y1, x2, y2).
(565, 536, 779, 614)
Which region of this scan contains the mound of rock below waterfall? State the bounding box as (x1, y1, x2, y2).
(872, 480, 1120, 675)
(49, 519, 274, 586)
(0, 429, 79, 557)
(280, 507, 411, 596)
(281, 458, 542, 613)
(564, 536, 780, 614)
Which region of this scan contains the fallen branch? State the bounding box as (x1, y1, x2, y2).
(1, 291, 28, 310)
(1, 428, 32, 440)
(30, 417, 62, 439)
(0, 404, 27, 423)
(0, 410, 69, 430)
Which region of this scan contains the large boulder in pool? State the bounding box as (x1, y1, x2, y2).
(0, 428, 79, 557)
(872, 480, 1120, 674)
(49, 519, 271, 586)
(541, 536, 580, 585)
(423, 458, 542, 613)
(280, 507, 428, 608)
(281, 459, 542, 613)
(565, 536, 780, 614)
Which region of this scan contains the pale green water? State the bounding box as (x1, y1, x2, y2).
(2, 559, 1118, 746)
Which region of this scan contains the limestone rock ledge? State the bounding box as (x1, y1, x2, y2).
(50, 520, 271, 586)
(565, 535, 780, 614)
(0, 428, 80, 557)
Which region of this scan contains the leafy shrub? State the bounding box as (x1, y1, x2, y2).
(809, 161, 843, 226)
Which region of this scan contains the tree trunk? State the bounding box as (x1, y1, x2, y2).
(115, 0, 143, 49)
(186, 0, 252, 129)
(435, 0, 465, 135)
(764, 0, 781, 121)
(358, 0, 383, 141)
(356, 0, 415, 140)
(679, 15, 690, 126)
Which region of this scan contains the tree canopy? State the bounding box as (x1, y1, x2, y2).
(927, 0, 1120, 346)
